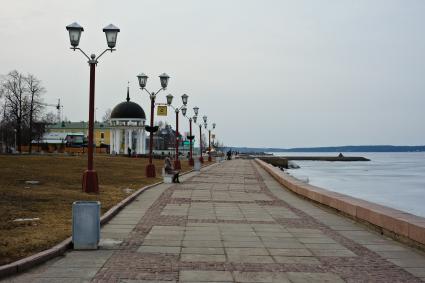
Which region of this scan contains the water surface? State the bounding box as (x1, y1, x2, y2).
(271, 152, 425, 218)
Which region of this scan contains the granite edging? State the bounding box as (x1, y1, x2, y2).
(255, 158, 425, 248)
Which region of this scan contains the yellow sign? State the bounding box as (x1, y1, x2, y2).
(157, 105, 168, 116)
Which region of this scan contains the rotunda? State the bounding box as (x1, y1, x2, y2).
(109, 87, 147, 155)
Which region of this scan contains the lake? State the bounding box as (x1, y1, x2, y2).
(271, 152, 425, 218)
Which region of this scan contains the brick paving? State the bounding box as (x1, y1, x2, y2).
(6, 159, 425, 282)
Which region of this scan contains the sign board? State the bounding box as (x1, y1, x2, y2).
(212, 134, 216, 139)
(157, 105, 167, 116)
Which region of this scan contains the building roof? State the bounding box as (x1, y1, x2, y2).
(34, 132, 85, 144)
(47, 121, 109, 129)
(111, 86, 146, 120)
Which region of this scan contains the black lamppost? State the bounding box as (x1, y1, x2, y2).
(206, 122, 216, 161)
(66, 22, 120, 193)
(166, 93, 188, 170)
(192, 110, 207, 163)
(182, 106, 196, 166)
(137, 72, 170, 177)
(202, 116, 208, 162)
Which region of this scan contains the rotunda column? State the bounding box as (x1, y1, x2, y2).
(110, 130, 114, 155)
(124, 129, 128, 153)
(129, 129, 133, 151)
(135, 129, 139, 154)
(137, 129, 143, 154)
(115, 129, 120, 154)
(141, 128, 147, 154)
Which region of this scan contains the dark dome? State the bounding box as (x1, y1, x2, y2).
(111, 101, 146, 119)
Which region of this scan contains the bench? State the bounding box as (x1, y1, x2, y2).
(162, 168, 174, 183)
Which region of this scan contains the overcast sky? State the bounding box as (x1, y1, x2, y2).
(1, 0, 424, 148)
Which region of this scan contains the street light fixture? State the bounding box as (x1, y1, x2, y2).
(166, 94, 174, 106)
(66, 22, 120, 193)
(103, 24, 120, 48)
(167, 94, 189, 170)
(206, 122, 216, 162)
(66, 22, 84, 48)
(137, 72, 170, 177)
(192, 112, 206, 163)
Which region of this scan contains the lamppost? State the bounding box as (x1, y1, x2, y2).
(192, 107, 204, 163)
(166, 94, 188, 170)
(207, 122, 216, 162)
(137, 72, 170, 177)
(202, 116, 208, 163)
(192, 115, 202, 163)
(182, 107, 195, 166)
(66, 22, 120, 193)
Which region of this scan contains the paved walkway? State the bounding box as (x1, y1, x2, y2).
(6, 159, 425, 282)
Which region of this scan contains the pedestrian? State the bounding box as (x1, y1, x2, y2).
(164, 157, 180, 183)
(127, 147, 132, 157)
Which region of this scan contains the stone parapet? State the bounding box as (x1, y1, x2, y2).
(255, 158, 425, 249)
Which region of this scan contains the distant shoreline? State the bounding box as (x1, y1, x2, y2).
(230, 145, 425, 153)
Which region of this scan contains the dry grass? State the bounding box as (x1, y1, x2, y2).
(0, 154, 197, 265)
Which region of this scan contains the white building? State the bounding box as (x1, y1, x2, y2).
(109, 87, 147, 155)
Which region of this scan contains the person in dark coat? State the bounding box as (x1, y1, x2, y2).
(165, 157, 180, 183)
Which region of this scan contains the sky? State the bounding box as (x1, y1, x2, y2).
(1, 0, 424, 148)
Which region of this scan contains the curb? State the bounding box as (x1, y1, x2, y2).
(255, 158, 425, 250)
(0, 164, 213, 279)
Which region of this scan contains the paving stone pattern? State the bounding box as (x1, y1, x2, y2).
(6, 160, 425, 282)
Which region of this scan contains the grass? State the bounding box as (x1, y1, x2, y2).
(0, 154, 197, 265)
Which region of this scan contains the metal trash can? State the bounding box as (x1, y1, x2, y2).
(72, 201, 100, 250)
(194, 159, 201, 171)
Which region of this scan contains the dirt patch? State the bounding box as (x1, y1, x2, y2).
(0, 154, 197, 265)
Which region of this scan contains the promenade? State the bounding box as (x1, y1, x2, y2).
(7, 159, 425, 282)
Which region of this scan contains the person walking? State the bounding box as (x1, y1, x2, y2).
(127, 147, 132, 157)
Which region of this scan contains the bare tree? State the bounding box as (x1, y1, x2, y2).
(25, 74, 45, 153)
(43, 111, 57, 124)
(1, 70, 28, 152)
(102, 108, 112, 123)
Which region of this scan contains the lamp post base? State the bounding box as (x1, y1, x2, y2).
(189, 158, 194, 166)
(146, 163, 156, 178)
(199, 156, 204, 163)
(174, 160, 181, 170)
(82, 170, 99, 193)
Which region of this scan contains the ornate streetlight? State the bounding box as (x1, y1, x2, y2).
(166, 93, 188, 170)
(181, 106, 196, 166)
(137, 72, 170, 177)
(66, 22, 120, 193)
(192, 113, 206, 163)
(206, 122, 216, 161)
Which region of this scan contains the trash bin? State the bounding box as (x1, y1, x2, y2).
(72, 201, 100, 250)
(194, 159, 201, 171)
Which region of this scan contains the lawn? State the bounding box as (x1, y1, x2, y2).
(0, 154, 196, 265)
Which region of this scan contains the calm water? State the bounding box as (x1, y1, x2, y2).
(271, 152, 425, 218)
